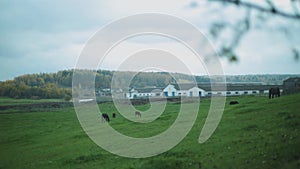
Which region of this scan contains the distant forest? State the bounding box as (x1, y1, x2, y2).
(0, 69, 299, 99)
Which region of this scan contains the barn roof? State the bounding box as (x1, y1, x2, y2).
(284, 77, 300, 82)
(136, 87, 164, 93)
(173, 83, 282, 92)
(172, 83, 198, 90)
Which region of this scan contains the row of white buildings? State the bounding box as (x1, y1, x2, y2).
(125, 83, 283, 99)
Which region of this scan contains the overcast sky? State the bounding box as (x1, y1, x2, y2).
(0, 0, 299, 81)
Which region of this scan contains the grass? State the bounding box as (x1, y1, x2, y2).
(0, 94, 299, 169)
(0, 97, 65, 106)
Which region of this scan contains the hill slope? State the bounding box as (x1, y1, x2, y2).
(0, 94, 299, 168)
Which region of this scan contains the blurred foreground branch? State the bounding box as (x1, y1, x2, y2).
(208, 0, 300, 62)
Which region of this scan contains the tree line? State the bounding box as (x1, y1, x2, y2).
(0, 71, 73, 100)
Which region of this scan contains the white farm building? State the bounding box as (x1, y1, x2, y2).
(162, 84, 206, 97)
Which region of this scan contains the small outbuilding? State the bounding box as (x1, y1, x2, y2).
(283, 77, 300, 95)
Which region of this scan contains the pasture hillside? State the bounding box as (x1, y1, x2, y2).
(0, 94, 299, 169)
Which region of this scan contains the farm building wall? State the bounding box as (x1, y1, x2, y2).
(283, 77, 300, 95)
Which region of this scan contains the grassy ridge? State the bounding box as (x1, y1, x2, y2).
(0, 94, 299, 169)
(0, 97, 64, 106)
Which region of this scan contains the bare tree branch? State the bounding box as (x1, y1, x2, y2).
(209, 0, 300, 20)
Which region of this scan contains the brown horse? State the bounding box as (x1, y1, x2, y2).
(269, 87, 280, 99)
(229, 101, 239, 105)
(135, 111, 141, 117)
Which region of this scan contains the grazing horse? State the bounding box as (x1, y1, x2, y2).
(269, 87, 280, 99)
(112, 113, 116, 118)
(229, 101, 239, 105)
(101, 113, 110, 122)
(135, 111, 141, 117)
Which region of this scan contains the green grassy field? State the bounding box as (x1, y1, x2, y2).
(0, 94, 299, 169)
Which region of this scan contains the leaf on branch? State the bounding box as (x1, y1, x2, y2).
(220, 47, 239, 62)
(229, 55, 238, 62)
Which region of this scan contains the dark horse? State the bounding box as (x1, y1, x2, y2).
(229, 101, 239, 105)
(135, 111, 141, 117)
(101, 113, 110, 122)
(269, 87, 280, 99)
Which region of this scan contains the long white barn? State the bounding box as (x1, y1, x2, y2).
(125, 83, 283, 99)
